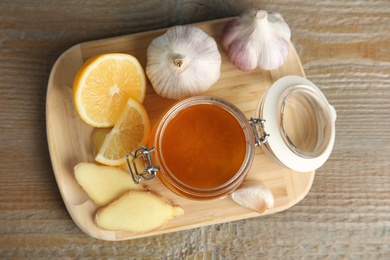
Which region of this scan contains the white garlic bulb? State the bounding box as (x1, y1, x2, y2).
(221, 9, 291, 71)
(146, 25, 221, 100)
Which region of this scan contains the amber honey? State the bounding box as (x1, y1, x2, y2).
(161, 103, 246, 189)
(151, 96, 255, 200)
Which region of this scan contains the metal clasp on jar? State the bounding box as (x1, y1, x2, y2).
(126, 146, 160, 184)
(249, 118, 269, 146)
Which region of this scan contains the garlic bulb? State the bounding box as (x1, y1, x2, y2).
(221, 9, 291, 71)
(146, 25, 221, 100)
(230, 180, 274, 213)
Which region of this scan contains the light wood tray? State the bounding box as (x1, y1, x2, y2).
(46, 18, 314, 241)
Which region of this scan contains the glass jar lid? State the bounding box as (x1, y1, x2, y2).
(257, 75, 337, 172)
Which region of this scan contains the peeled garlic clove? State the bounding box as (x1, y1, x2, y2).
(146, 25, 221, 100)
(230, 180, 274, 213)
(221, 9, 291, 71)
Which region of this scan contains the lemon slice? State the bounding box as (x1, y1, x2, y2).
(73, 53, 146, 127)
(95, 98, 150, 166)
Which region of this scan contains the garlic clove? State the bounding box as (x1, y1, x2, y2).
(230, 180, 274, 213)
(146, 25, 221, 100)
(221, 9, 291, 71)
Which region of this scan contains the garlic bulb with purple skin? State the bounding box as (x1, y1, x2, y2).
(221, 9, 291, 71)
(146, 25, 221, 100)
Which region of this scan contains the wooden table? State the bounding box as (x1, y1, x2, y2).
(1, 0, 389, 258)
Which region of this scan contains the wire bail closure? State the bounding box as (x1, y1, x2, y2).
(249, 118, 269, 146)
(126, 146, 160, 184)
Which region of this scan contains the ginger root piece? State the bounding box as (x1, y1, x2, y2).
(74, 162, 143, 206)
(95, 191, 184, 233)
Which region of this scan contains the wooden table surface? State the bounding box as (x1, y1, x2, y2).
(1, 0, 389, 258)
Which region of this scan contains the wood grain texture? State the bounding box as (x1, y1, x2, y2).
(1, 0, 390, 258)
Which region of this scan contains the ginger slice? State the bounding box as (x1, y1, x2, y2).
(74, 162, 144, 206)
(95, 190, 184, 233)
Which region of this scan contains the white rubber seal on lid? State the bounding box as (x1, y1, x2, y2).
(260, 75, 336, 172)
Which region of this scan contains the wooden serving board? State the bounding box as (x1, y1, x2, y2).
(46, 18, 314, 241)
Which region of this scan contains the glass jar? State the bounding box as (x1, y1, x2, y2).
(149, 96, 256, 200)
(126, 75, 336, 200)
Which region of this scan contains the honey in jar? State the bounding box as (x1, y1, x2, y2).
(150, 96, 255, 200)
(161, 103, 246, 189)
